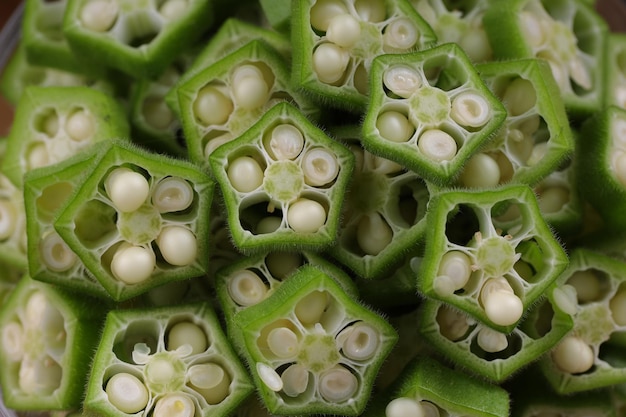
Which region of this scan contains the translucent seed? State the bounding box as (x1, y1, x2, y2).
(167, 322, 207, 354)
(383, 65, 421, 98)
(386, 397, 424, 417)
(356, 212, 393, 255)
(65, 109, 95, 142)
(40, 231, 77, 272)
(2, 321, 24, 361)
(418, 129, 457, 161)
(142, 97, 174, 130)
(257, 362, 283, 392)
(476, 327, 508, 353)
(193, 85, 233, 126)
(436, 305, 470, 341)
(19, 357, 62, 395)
(376, 111, 415, 143)
(383, 17, 419, 51)
(326, 14, 361, 48)
(610, 287, 626, 326)
(152, 177, 194, 213)
(310, 0, 348, 32)
(295, 290, 328, 325)
(459, 153, 500, 188)
(480, 278, 524, 327)
(153, 393, 195, 417)
(105, 167, 150, 213)
(552, 284, 578, 316)
(538, 186, 569, 213)
(434, 251, 473, 295)
(228, 270, 268, 306)
(105, 373, 149, 414)
(319, 366, 358, 402)
(159, 0, 188, 21)
(267, 327, 299, 359)
(567, 269, 602, 304)
(0, 200, 17, 240)
(501, 77, 537, 116)
(287, 198, 326, 233)
(80, 0, 119, 32)
(156, 226, 197, 266)
(281, 364, 309, 397)
(354, 0, 386, 22)
(231, 65, 270, 110)
(312, 43, 350, 84)
(227, 156, 264, 193)
(269, 124, 304, 160)
(302, 148, 339, 186)
(188, 363, 231, 404)
(552, 336, 594, 374)
(110, 244, 156, 284)
(338, 322, 380, 361)
(450, 91, 491, 128)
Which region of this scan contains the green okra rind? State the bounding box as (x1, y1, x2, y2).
(53, 140, 214, 302)
(259, 0, 292, 33)
(0, 275, 108, 411)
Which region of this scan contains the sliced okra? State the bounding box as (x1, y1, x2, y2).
(482, 0, 608, 117)
(417, 185, 569, 333)
(63, 0, 214, 79)
(84, 303, 254, 417)
(458, 58, 574, 188)
(291, 0, 437, 111)
(209, 102, 354, 253)
(177, 40, 318, 167)
(365, 356, 510, 417)
(0, 158, 27, 272)
(2, 86, 130, 188)
(53, 141, 214, 301)
(327, 126, 430, 279)
(605, 33, 626, 109)
(362, 43, 507, 185)
(0, 276, 107, 411)
(233, 265, 398, 416)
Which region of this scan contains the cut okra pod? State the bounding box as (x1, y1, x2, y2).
(605, 33, 626, 109)
(0, 152, 27, 272)
(291, 0, 437, 111)
(0, 276, 107, 411)
(362, 43, 507, 185)
(84, 303, 254, 417)
(234, 265, 398, 416)
(417, 185, 569, 333)
(209, 102, 354, 253)
(53, 141, 214, 301)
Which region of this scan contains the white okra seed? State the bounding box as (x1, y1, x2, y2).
(527, 142, 548, 166)
(310, 0, 348, 32)
(105, 167, 150, 213)
(41, 231, 77, 272)
(167, 322, 207, 354)
(80, 0, 119, 32)
(476, 327, 508, 353)
(552, 284, 578, 316)
(25, 291, 64, 333)
(552, 336, 594, 374)
(65, 109, 95, 142)
(356, 212, 393, 255)
(2, 321, 24, 362)
(312, 43, 350, 84)
(458, 28, 492, 63)
(204, 132, 233, 157)
(267, 327, 299, 359)
(193, 85, 233, 126)
(385, 397, 424, 417)
(256, 216, 282, 234)
(326, 14, 361, 48)
(436, 305, 470, 341)
(231, 65, 270, 110)
(339, 322, 380, 361)
(376, 111, 415, 143)
(295, 290, 328, 325)
(156, 226, 197, 266)
(27, 142, 49, 170)
(188, 363, 231, 404)
(450, 91, 491, 128)
(567, 269, 602, 304)
(281, 364, 309, 397)
(110, 244, 156, 284)
(319, 366, 358, 403)
(435, 251, 472, 295)
(383, 65, 421, 98)
(228, 270, 268, 306)
(538, 186, 569, 214)
(19, 357, 62, 395)
(569, 57, 592, 91)
(459, 153, 500, 188)
(302, 148, 339, 186)
(287, 198, 326, 233)
(268, 124, 304, 160)
(142, 97, 174, 130)
(383, 17, 419, 51)
(0, 200, 17, 240)
(105, 372, 149, 414)
(265, 252, 303, 280)
(418, 129, 457, 161)
(152, 177, 194, 213)
(519, 12, 545, 47)
(501, 77, 537, 116)
(480, 278, 524, 327)
(354, 0, 386, 22)
(421, 401, 441, 417)
(153, 393, 195, 417)
(257, 362, 283, 391)
(159, 0, 188, 21)
(227, 156, 264, 193)
(610, 286, 626, 326)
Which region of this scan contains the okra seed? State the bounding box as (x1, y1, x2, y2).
(267, 327, 300, 359)
(476, 327, 508, 353)
(156, 226, 197, 266)
(418, 129, 457, 161)
(25, 291, 63, 331)
(302, 148, 339, 186)
(326, 14, 361, 48)
(567, 270, 602, 304)
(110, 244, 156, 284)
(569, 57, 592, 90)
(204, 132, 233, 157)
(65, 109, 95, 142)
(257, 362, 283, 391)
(188, 363, 231, 404)
(501, 77, 537, 116)
(152, 177, 194, 213)
(527, 142, 548, 166)
(265, 252, 303, 280)
(18, 357, 62, 395)
(287, 198, 327, 233)
(27, 142, 50, 170)
(537, 186, 569, 213)
(2, 321, 24, 361)
(193, 85, 233, 126)
(105, 372, 149, 414)
(436, 251, 473, 294)
(552, 336, 594, 374)
(256, 216, 282, 234)
(159, 0, 188, 21)
(41, 231, 77, 272)
(450, 91, 491, 128)
(80, 0, 119, 32)
(142, 97, 174, 130)
(383, 17, 419, 51)
(310, 0, 348, 32)
(227, 156, 264, 193)
(269, 124, 304, 160)
(105, 168, 150, 213)
(312, 43, 350, 84)
(39, 111, 59, 137)
(354, 0, 386, 22)
(167, 322, 207, 354)
(519, 12, 545, 47)
(383, 65, 421, 98)
(281, 364, 309, 397)
(459, 153, 500, 188)
(552, 285, 578, 316)
(319, 366, 358, 403)
(480, 278, 524, 326)
(421, 401, 440, 417)
(295, 290, 328, 325)
(153, 393, 195, 417)
(385, 397, 424, 417)
(458, 28, 492, 63)
(0, 200, 17, 240)
(356, 212, 393, 255)
(609, 287, 626, 325)
(436, 305, 470, 341)
(231, 65, 270, 110)
(228, 270, 268, 306)
(376, 111, 415, 143)
(339, 322, 380, 361)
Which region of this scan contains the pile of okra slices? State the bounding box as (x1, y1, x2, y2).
(4, 0, 626, 416)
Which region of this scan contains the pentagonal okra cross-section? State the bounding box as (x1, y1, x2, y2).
(417, 185, 568, 333)
(84, 303, 254, 417)
(362, 43, 507, 185)
(291, 0, 437, 110)
(54, 141, 214, 301)
(0, 276, 106, 411)
(234, 265, 398, 416)
(209, 102, 354, 253)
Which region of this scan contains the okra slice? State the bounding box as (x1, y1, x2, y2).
(84, 303, 254, 417)
(605, 33, 626, 109)
(178, 40, 318, 168)
(417, 185, 569, 333)
(458, 58, 574, 188)
(291, 0, 437, 111)
(234, 265, 398, 416)
(53, 141, 214, 301)
(483, 0, 608, 117)
(2, 86, 130, 188)
(328, 127, 430, 279)
(209, 102, 354, 253)
(0, 151, 27, 272)
(539, 249, 626, 394)
(362, 43, 507, 185)
(365, 357, 510, 417)
(63, 0, 214, 80)
(0, 275, 107, 411)
(418, 281, 574, 382)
